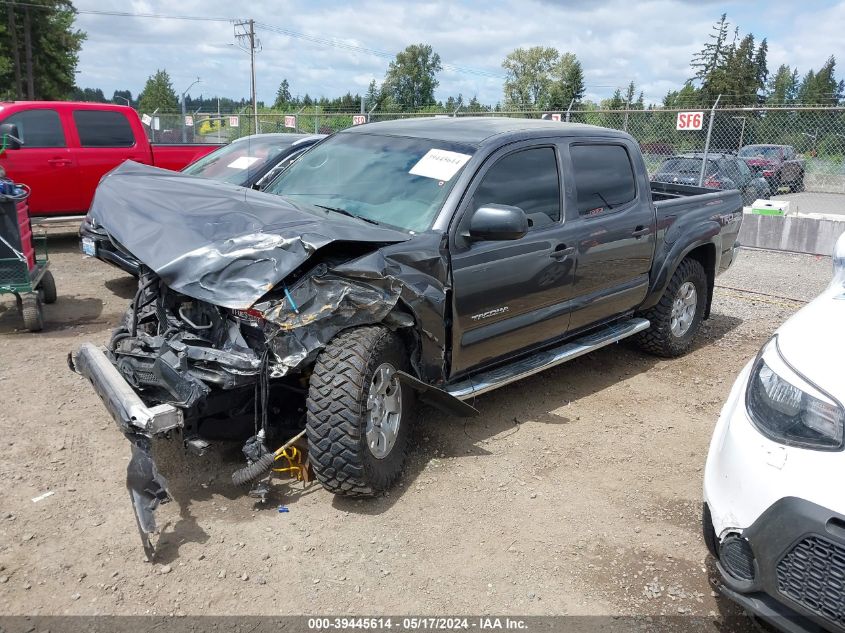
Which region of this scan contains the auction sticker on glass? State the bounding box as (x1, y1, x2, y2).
(227, 156, 260, 170)
(409, 149, 472, 181)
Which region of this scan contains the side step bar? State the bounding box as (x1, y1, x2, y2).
(446, 318, 650, 401)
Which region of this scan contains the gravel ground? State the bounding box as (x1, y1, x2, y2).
(0, 234, 834, 624)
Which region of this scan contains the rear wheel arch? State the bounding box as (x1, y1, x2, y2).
(684, 243, 717, 319)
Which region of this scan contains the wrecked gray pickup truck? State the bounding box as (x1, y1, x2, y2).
(71, 117, 742, 556)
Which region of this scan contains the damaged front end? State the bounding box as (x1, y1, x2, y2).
(71, 162, 466, 556)
(71, 259, 408, 557)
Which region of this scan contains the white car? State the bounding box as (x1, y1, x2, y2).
(704, 232, 845, 633)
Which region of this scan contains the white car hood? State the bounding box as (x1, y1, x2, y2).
(776, 272, 845, 398)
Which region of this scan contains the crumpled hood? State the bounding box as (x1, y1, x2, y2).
(89, 161, 410, 309)
(776, 270, 845, 398)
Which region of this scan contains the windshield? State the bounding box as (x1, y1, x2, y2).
(738, 146, 782, 159)
(182, 137, 298, 185)
(265, 132, 476, 232)
(658, 157, 717, 174)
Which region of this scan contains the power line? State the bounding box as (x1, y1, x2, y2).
(0, 1, 238, 22)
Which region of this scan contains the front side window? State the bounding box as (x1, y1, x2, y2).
(2, 109, 65, 148)
(471, 147, 561, 229)
(73, 110, 134, 147)
(571, 144, 636, 216)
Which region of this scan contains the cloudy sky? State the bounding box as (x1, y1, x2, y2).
(73, 0, 845, 108)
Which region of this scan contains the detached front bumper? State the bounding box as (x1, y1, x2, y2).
(71, 343, 182, 559)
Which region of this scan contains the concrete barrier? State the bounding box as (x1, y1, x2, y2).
(739, 211, 845, 255)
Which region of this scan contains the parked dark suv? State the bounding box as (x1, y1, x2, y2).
(738, 144, 805, 193)
(653, 152, 771, 205)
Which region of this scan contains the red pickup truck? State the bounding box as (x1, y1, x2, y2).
(0, 101, 220, 217)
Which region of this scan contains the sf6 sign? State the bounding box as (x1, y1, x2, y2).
(676, 111, 704, 130)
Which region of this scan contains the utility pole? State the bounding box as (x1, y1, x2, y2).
(234, 19, 260, 134)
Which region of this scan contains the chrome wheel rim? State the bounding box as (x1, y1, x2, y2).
(365, 362, 402, 459)
(670, 281, 697, 337)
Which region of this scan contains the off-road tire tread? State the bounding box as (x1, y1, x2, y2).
(306, 326, 408, 497)
(634, 258, 707, 358)
(21, 293, 43, 332)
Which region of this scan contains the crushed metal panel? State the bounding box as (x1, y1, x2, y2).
(88, 161, 410, 309)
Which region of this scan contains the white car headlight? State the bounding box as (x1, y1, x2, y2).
(746, 336, 844, 450)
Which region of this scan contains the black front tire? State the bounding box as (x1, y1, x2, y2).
(39, 270, 57, 304)
(634, 258, 707, 358)
(306, 326, 413, 496)
(21, 292, 43, 332)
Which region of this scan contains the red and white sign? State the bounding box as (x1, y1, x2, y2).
(352, 114, 367, 126)
(550, 113, 561, 122)
(284, 115, 296, 129)
(676, 111, 704, 130)
(228, 115, 239, 127)
(184, 115, 194, 127)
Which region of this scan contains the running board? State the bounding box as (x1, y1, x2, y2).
(445, 318, 650, 401)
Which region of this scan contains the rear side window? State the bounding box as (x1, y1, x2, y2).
(472, 147, 561, 229)
(73, 110, 134, 147)
(2, 109, 65, 148)
(571, 144, 636, 216)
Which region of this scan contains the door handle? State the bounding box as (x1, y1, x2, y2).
(47, 158, 72, 166)
(550, 245, 576, 259)
(631, 226, 650, 238)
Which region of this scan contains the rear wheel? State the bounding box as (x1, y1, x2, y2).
(791, 170, 805, 192)
(306, 326, 413, 496)
(39, 270, 57, 304)
(634, 258, 707, 358)
(21, 292, 43, 332)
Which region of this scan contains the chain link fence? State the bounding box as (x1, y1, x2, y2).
(149, 105, 845, 201)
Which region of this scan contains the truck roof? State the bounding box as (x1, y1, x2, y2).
(0, 101, 135, 113)
(340, 116, 630, 146)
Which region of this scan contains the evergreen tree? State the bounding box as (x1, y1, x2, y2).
(766, 64, 798, 104)
(691, 14, 730, 82)
(274, 79, 292, 108)
(0, 0, 85, 100)
(138, 69, 179, 113)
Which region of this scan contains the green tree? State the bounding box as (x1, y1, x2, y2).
(548, 52, 585, 109)
(502, 46, 558, 108)
(274, 79, 292, 108)
(663, 81, 701, 108)
(138, 69, 179, 113)
(798, 56, 841, 104)
(691, 14, 730, 83)
(766, 64, 798, 104)
(111, 89, 134, 106)
(0, 0, 85, 100)
(381, 43, 442, 110)
(364, 79, 383, 110)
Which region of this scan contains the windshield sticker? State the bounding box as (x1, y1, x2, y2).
(227, 156, 261, 170)
(409, 149, 471, 181)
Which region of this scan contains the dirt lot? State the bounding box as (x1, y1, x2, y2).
(0, 233, 834, 620)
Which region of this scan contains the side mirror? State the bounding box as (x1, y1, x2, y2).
(0, 123, 22, 150)
(469, 204, 528, 241)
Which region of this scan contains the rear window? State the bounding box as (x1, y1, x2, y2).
(73, 110, 135, 147)
(2, 109, 65, 148)
(570, 144, 636, 216)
